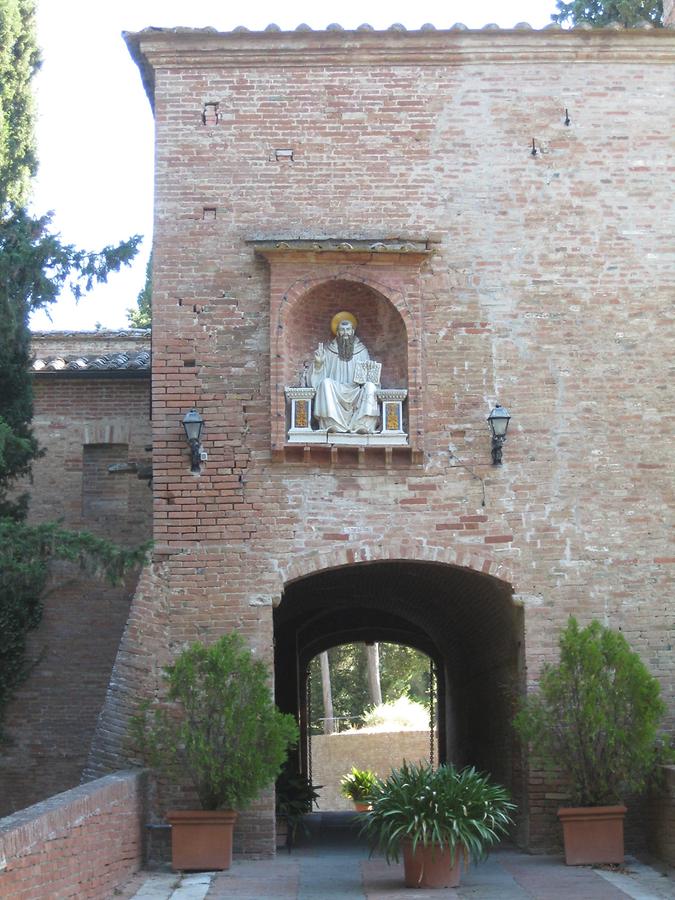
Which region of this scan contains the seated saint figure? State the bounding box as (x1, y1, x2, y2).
(309, 312, 380, 434)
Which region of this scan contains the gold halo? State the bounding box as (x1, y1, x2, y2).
(330, 311, 358, 335)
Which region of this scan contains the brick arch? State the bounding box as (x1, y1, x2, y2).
(275, 269, 418, 348)
(274, 540, 522, 793)
(277, 539, 515, 595)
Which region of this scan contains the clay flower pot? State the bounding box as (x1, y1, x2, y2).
(557, 805, 626, 865)
(402, 841, 462, 889)
(353, 801, 371, 812)
(167, 809, 237, 871)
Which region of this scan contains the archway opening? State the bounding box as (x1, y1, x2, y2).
(274, 560, 525, 811)
(307, 640, 436, 810)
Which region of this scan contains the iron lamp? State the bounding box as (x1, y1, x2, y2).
(182, 408, 204, 472)
(487, 404, 511, 465)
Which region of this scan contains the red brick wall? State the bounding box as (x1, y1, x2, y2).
(94, 28, 675, 853)
(0, 770, 145, 899)
(0, 340, 152, 816)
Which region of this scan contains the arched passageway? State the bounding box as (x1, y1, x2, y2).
(274, 560, 524, 797)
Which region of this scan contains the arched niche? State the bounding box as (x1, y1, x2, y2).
(256, 242, 428, 457)
(282, 279, 409, 391)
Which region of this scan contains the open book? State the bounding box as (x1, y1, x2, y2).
(353, 360, 382, 385)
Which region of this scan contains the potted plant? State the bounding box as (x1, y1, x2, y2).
(275, 761, 320, 850)
(514, 617, 665, 865)
(340, 767, 379, 811)
(133, 633, 298, 871)
(360, 760, 515, 889)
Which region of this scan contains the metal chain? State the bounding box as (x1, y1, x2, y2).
(307, 664, 312, 786)
(429, 658, 435, 768)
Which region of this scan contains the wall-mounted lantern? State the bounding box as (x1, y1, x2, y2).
(182, 408, 205, 472)
(487, 404, 511, 465)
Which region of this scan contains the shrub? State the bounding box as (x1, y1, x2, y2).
(514, 617, 665, 806)
(133, 633, 298, 811)
(360, 696, 429, 731)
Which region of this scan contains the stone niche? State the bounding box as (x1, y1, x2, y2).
(257, 241, 428, 463)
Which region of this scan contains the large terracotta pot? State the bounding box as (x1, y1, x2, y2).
(402, 841, 462, 889)
(167, 809, 237, 871)
(353, 801, 371, 812)
(557, 805, 626, 865)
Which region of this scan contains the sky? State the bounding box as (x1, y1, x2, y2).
(29, 1, 555, 332)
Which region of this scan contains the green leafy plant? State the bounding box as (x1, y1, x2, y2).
(275, 760, 320, 839)
(0, 520, 149, 733)
(133, 633, 299, 811)
(340, 767, 380, 803)
(514, 617, 666, 807)
(360, 760, 515, 866)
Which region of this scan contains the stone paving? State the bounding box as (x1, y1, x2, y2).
(125, 812, 674, 900)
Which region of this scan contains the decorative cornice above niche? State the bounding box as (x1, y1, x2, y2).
(250, 238, 433, 262)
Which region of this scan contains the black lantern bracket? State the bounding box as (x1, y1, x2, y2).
(182, 409, 206, 472)
(487, 404, 511, 466)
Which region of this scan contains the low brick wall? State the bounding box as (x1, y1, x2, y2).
(649, 765, 675, 865)
(0, 770, 146, 899)
(312, 730, 430, 810)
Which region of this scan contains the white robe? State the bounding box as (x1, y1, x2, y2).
(310, 338, 380, 433)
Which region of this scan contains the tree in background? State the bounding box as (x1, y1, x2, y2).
(0, 0, 146, 732)
(0, 0, 37, 207)
(552, 0, 663, 26)
(309, 642, 431, 732)
(379, 643, 431, 702)
(127, 251, 152, 327)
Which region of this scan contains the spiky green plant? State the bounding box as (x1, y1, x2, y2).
(340, 767, 380, 802)
(275, 761, 321, 840)
(360, 760, 515, 866)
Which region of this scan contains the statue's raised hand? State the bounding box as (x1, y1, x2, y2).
(314, 342, 325, 366)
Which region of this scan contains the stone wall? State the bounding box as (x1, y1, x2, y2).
(91, 26, 675, 854)
(0, 771, 145, 899)
(312, 730, 430, 811)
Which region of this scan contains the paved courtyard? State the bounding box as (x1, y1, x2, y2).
(120, 812, 674, 900)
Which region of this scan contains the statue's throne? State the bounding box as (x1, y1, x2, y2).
(284, 386, 408, 446)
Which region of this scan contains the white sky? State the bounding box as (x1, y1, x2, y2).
(29, 1, 554, 332)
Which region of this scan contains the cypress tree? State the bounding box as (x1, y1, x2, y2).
(0, 0, 146, 730)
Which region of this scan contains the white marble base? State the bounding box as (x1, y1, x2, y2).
(368, 433, 408, 446)
(328, 434, 373, 446)
(286, 431, 408, 447)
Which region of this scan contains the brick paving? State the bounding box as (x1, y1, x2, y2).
(126, 812, 674, 900)
(190, 813, 675, 900)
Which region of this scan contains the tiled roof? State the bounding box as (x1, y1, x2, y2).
(32, 350, 151, 374)
(124, 21, 667, 111)
(127, 21, 657, 34)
